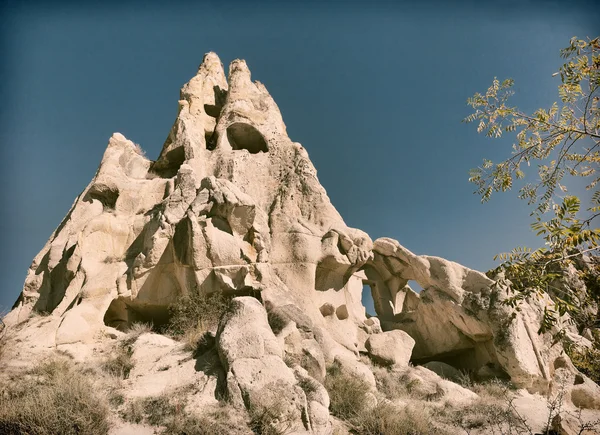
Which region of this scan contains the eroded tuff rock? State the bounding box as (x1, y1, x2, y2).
(3, 52, 600, 431)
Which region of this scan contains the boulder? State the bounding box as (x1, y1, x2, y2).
(365, 330, 415, 366)
(217, 297, 309, 433)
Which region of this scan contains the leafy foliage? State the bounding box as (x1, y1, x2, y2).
(566, 346, 600, 384)
(466, 36, 600, 333)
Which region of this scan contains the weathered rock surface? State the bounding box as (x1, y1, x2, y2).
(365, 330, 414, 366)
(2, 52, 600, 432)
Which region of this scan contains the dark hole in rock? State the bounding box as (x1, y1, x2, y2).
(554, 356, 568, 369)
(150, 146, 186, 178)
(412, 347, 480, 372)
(210, 216, 233, 235)
(574, 374, 585, 385)
(205, 132, 216, 150)
(226, 122, 268, 154)
(103, 297, 170, 332)
(87, 183, 119, 210)
(204, 104, 221, 118)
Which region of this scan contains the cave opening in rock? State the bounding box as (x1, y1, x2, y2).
(226, 122, 268, 153)
(150, 146, 186, 178)
(411, 347, 479, 372)
(103, 297, 171, 332)
(86, 184, 119, 210)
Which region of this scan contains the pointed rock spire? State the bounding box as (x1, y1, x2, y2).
(153, 52, 228, 176)
(213, 59, 288, 153)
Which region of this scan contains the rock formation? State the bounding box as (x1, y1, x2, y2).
(2, 52, 600, 433)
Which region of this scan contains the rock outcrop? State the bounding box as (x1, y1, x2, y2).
(2, 52, 600, 432)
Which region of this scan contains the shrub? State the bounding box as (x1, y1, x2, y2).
(567, 346, 600, 384)
(168, 291, 231, 352)
(438, 380, 530, 434)
(102, 342, 135, 379)
(165, 414, 237, 435)
(448, 400, 520, 431)
(323, 362, 371, 420)
(122, 392, 248, 435)
(166, 404, 250, 435)
(359, 403, 449, 435)
(121, 393, 182, 426)
(371, 365, 407, 400)
(266, 309, 288, 335)
(0, 358, 110, 435)
(249, 401, 294, 435)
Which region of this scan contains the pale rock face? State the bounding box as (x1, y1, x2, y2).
(365, 330, 415, 367)
(3, 51, 600, 429)
(217, 297, 323, 433)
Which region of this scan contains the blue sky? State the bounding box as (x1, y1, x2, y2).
(1, 0, 598, 312)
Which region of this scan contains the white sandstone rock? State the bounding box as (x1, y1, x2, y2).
(365, 330, 415, 367)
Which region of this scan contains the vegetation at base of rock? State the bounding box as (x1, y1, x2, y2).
(101, 344, 135, 379)
(167, 291, 231, 351)
(249, 402, 295, 435)
(357, 403, 449, 435)
(567, 345, 600, 384)
(164, 412, 247, 435)
(121, 392, 249, 435)
(0, 358, 110, 435)
(465, 36, 600, 333)
(101, 324, 151, 379)
(324, 362, 371, 420)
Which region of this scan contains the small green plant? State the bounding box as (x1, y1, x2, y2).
(0, 358, 110, 435)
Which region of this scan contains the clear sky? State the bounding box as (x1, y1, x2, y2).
(0, 0, 598, 313)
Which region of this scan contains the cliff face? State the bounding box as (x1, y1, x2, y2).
(3, 53, 599, 432)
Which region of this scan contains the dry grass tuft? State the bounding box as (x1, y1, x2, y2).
(437, 379, 529, 433)
(0, 358, 110, 435)
(266, 309, 288, 335)
(324, 362, 371, 420)
(359, 402, 449, 435)
(122, 322, 153, 345)
(122, 391, 249, 435)
(101, 322, 152, 379)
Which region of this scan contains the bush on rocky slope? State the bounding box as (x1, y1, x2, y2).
(567, 346, 600, 385)
(0, 358, 110, 435)
(121, 389, 250, 435)
(167, 291, 231, 352)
